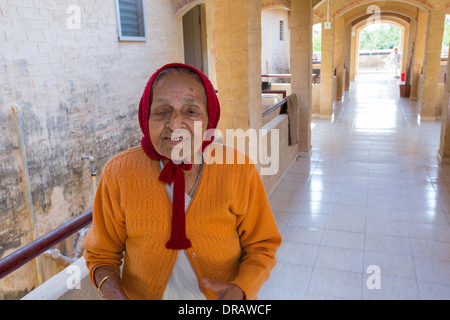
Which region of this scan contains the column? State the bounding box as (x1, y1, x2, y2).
(350, 26, 357, 81)
(343, 22, 352, 91)
(401, 24, 409, 77)
(290, 0, 312, 156)
(420, 7, 446, 119)
(214, 0, 262, 133)
(319, 2, 336, 117)
(411, 10, 428, 101)
(406, 18, 417, 98)
(439, 43, 450, 164)
(334, 16, 345, 101)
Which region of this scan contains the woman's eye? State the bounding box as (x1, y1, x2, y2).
(153, 108, 170, 116)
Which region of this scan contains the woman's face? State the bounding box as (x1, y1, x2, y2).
(148, 72, 208, 163)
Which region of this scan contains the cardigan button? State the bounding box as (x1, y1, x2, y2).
(190, 252, 196, 258)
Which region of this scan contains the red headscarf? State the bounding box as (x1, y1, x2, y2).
(138, 63, 220, 250)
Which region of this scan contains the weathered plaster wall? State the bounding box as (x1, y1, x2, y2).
(0, 0, 184, 299)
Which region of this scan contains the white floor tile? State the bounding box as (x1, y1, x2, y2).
(364, 251, 416, 280)
(320, 229, 365, 250)
(417, 281, 450, 300)
(308, 267, 363, 299)
(315, 246, 364, 273)
(362, 275, 419, 300)
(282, 226, 323, 245)
(275, 241, 319, 266)
(364, 233, 411, 255)
(289, 213, 329, 229)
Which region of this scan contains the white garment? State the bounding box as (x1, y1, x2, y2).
(160, 161, 206, 300)
(386, 51, 402, 68)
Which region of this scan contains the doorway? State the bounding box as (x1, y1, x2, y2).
(183, 4, 207, 73)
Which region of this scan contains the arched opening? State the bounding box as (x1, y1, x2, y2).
(358, 23, 402, 75)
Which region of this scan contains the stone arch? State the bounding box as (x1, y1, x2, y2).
(173, 0, 204, 18)
(350, 12, 413, 26)
(332, 0, 432, 19)
(261, 0, 290, 11)
(313, 0, 326, 10)
(341, 1, 419, 23)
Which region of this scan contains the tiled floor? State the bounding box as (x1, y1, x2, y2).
(259, 73, 450, 300)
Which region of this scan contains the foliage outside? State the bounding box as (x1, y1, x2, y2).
(443, 15, 450, 48)
(359, 23, 401, 51)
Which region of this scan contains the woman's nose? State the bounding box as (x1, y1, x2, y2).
(167, 111, 183, 130)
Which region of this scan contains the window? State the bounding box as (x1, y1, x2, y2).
(279, 21, 284, 41)
(115, 0, 146, 41)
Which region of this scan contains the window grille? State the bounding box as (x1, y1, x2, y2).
(116, 0, 146, 41)
(279, 21, 284, 41)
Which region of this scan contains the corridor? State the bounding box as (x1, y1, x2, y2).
(259, 74, 450, 300)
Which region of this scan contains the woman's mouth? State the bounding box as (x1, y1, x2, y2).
(164, 135, 189, 145)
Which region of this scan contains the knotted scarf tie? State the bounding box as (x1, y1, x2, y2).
(138, 63, 220, 250)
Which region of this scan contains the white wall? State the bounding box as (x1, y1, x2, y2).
(261, 8, 290, 75)
(0, 0, 184, 299)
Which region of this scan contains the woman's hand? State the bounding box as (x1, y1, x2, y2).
(94, 265, 128, 300)
(202, 278, 245, 300)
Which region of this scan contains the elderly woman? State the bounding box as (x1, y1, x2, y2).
(83, 63, 282, 300)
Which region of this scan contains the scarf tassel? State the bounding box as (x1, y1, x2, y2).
(166, 238, 192, 250)
(159, 160, 193, 250)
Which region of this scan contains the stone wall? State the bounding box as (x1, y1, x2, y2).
(0, 0, 184, 299)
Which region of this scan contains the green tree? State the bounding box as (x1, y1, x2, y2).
(359, 23, 401, 51)
(313, 23, 322, 52)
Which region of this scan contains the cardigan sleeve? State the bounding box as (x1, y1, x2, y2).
(230, 164, 282, 299)
(83, 164, 127, 286)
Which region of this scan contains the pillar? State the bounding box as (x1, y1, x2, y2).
(411, 10, 428, 101)
(350, 26, 357, 81)
(290, 0, 312, 156)
(214, 0, 262, 133)
(343, 22, 352, 91)
(439, 43, 450, 164)
(420, 7, 446, 119)
(355, 27, 361, 77)
(401, 24, 409, 77)
(407, 18, 417, 97)
(334, 16, 345, 101)
(319, 2, 336, 117)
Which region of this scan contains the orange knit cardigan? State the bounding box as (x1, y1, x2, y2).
(83, 145, 282, 300)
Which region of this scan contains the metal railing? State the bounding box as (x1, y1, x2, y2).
(261, 73, 292, 78)
(262, 73, 319, 85)
(262, 97, 287, 118)
(0, 209, 92, 279)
